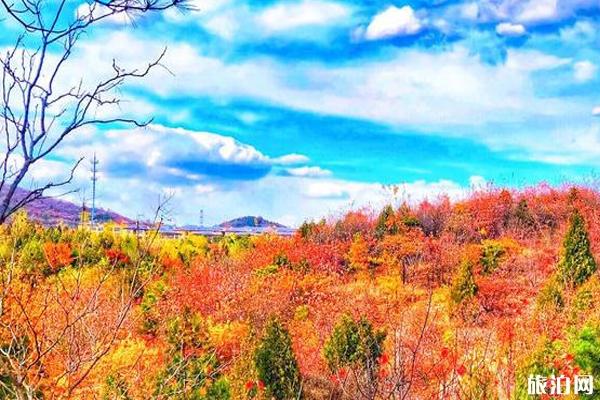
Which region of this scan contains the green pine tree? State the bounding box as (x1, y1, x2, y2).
(254, 318, 302, 400)
(450, 259, 478, 304)
(323, 314, 386, 398)
(323, 314, 386, 373)
(558, 209, 597, 288)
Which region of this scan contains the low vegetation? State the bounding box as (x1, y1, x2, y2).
(1, 184, 600, 399)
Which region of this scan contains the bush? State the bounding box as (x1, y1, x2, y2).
(18, 238, 46, 274)
(537, 275, 565, 311)
(514, 339, 562, 400)
(375, 205, 398, 239)
(512, 199, 536, 230)
(156, 310, 229, 399)
(570, 324, 600, 398)
(480, 240, 506, 275)
(254, 318, 302, 400)
(450, 259, 478, 304)
(558, 209, 597, 288)
(323, 314, 386, 373)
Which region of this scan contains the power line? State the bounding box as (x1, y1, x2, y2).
(91, 153, 98, 227)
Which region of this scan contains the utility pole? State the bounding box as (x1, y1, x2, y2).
(200, 209, 204, 227)
(91, 153, 98, 227)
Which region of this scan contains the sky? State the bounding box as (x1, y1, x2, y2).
(3, 0, 600, 226)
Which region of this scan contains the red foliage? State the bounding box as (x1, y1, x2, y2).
(106, 248, 129, 266)
(43, 242, 73, 270)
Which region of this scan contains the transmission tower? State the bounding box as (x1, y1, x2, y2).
(91, 153, 98, 226)
(200, 209, 204, 227)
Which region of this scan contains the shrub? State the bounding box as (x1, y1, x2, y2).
(512, 199, 536, 230)
(323, 315, 386, 398)
(323, 314, 386, 373)
(557, 209, 597, 288)
(254, 318, 302, 400)
(570, 324, 600, 398)
(157, 310, 229, 399)
(480, 240, 506, 275)
(514, 339, 563, 400)
(375, 205, 398, 239)
(18, 238, 45, 274)
(537, 275, 565, 311)
(450, 259, 478, 304)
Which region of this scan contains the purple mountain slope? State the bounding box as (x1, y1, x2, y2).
(10, 188, 132, 226)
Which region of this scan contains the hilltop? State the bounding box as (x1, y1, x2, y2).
(217, 215, 288, 229)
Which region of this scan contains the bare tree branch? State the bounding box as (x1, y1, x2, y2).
(0, 0, 183, 223)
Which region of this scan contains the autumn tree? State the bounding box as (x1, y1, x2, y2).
(558, 209, 597, 288)
(254, 318, 302, 400)
(348, 233, 371, 273)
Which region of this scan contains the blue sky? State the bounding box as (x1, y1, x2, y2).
(4, 0, 600, 226)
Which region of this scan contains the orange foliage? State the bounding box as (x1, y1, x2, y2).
(43, 242, 73, 270)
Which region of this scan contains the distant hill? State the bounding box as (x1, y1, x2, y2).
(11, 188, 132, 226)
(217, 216, 287, 229)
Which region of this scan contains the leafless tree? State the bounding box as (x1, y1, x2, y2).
(0, 0, 188, 224)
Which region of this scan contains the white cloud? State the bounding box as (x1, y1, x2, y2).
(505, 49, 571, 71)
(236, 111, 263, 125)
(593, 106, 600, 117)
(204, 13, 238, 39)
(460, 3, 479, 20)
(285, 166, 332, 177)
(515, 0, 558, 24)
(560, 21, 597, 43)
(56, 124, 276, 184)
(257, 0, 350, 32)
(60, 31, 588, 165)
(495, 22, 526, 36)
(502, 122, 600, 165)
(469, 175, 487, 189)
(574, 61, 597, 82)
(364, 6, 423, 40)
(271, 154, 310, 165)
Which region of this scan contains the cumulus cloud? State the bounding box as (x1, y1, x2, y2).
(256, 0, 350, 32)
(495, 22, 526, 36)
(593, 106, 600, 117)
(56, 124, 295, 185)
(574, 61, 597, 82)
(364, 6, 423, 40)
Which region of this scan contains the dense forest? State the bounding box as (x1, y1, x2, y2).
(1, 184, 600, 399)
